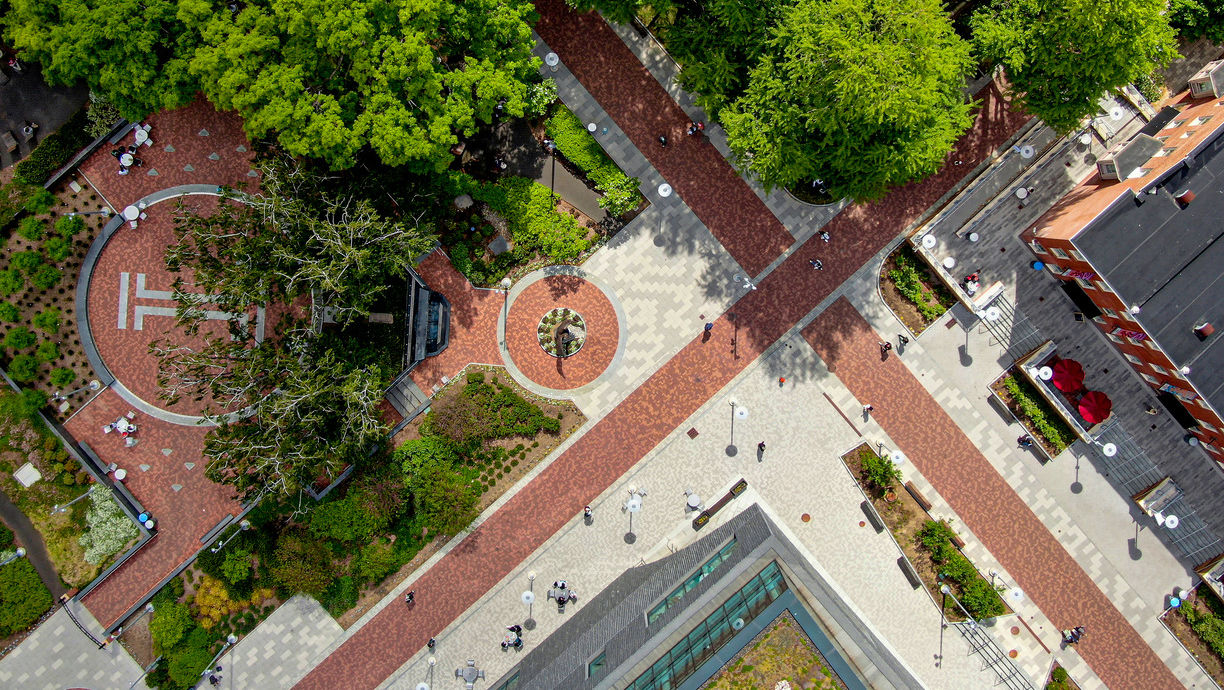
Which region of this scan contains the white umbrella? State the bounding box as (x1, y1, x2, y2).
(521, 591, 535, 605)
(735, 406, 748, 420)
(1008, 587, 1024, 604)
(1165, 515, 1180, 529)
(1101, 443, 1118, 457)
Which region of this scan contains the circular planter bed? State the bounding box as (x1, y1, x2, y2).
(537, 308, 586, 357)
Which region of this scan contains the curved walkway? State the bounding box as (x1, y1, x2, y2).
(0, 489, 66, 599)
(294, 9, 1030, 689)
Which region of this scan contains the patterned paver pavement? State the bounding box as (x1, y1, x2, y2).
(504, 275, 618, 390)
(803, 298, 1180, 690)
(534, 0, 793, 277)
(67, 388, 240, 629)
(295, 61, 1030, 690)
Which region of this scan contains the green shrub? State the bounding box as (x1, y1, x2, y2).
(0, 270, 24, 297)
(1184, 605, 1224, 662)
(960, 578, 1006, 619)
(321, 575, 359, 617)
(167, 645, 213, 688)
(220, 548, 253, 585)
(0, 303, 18, 323)
(32, 307, 61, 334)
(6, 355, 38, 383)
(13, 109, 92, 186)
(0, 183, 35, 227)
(53, 365, 78, 387)
(25, 189, 56, 216)
(44, 236, 71, 262)
(0, 525, 13, 550)
(55, 214, 85, 239)
(11, 250, 43, 274)
(79, 490, 139, 564)
(17, 216, 45, 241)
(86, 92, 123, 138)
(31, 264, 61, 290)
(354, 540, 398, 584)
(1003, 376, 1074, 452)
(0, 558, 53, 635)
(271, 531, 333, 595)
(861, 449, 901, 492)
(888, 248, 952, 322)
(527, 79, 558, 117)
(4, 327, 35, 350)
(1050, 666, 1069, 684)
(474, 176, 589, 260)
(35, 340, 60, 364)
(545, 106, 642, 217)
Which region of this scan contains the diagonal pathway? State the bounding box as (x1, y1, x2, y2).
(533, 0, 792, 277)
(295, 59, 1028, 690)
(802, 298, 1180, 690)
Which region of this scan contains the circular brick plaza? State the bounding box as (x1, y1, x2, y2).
(504, 274, 619, 391)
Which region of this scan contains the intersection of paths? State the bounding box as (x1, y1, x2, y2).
(804, 299, 1179, 690)
(295, 11, 1031, 689)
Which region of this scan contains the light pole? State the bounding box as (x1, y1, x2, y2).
(209, 519, 250, 554)
(53, 379, 100, 402)
(68, 210, 112, 218)
(128, 602, 155, 629)
(129, 656, 161, 690)
(52, 486, 96, 515)
(0, 548, 26, 567)
(199, 634, 238, 685)
(543, 138, 557, 204)
(623, 487, 645, 544)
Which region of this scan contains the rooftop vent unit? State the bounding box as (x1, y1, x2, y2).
(1195, 323, 1215, 341)
(1176, 189, 1196, 206)
(1188, 60, 1224, 99)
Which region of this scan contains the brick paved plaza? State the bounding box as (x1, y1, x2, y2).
(7, 4, 1215, 690)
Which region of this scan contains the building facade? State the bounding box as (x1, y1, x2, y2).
(1021, 64, 1224, 463)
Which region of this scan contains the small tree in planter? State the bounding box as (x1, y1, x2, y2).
(863, 451, 902, 495)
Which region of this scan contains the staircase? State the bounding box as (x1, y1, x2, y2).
(384, 370, 432, 433)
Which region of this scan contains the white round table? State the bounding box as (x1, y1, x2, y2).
(968, 232, 980, 242)
(1019, 145, 1035, 159)
(1079, 133, 1092, 146)
(687, 494, 702, 509)
(1038, 366, 1054, 381)
(942, 256, 956, 269)
(658, 183, 672, 197)
(123, 206, 139, 221)
(1101, 442, 1118, 457)
(587, 123, 597, 133)
(134, 128, 148, 144)
(114, 469, 127, 481)
(1014, 187, 1029, 200)
(921, 234, 937, 249)
(120, 153, 134, 167)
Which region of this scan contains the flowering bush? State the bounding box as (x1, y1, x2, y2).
(78, 490, 138, 564)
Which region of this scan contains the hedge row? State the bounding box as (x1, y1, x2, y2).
(919, 520, 1006, 620)
(14, 109, 93, 187)
(545, 106, 641, 217)
(475, 176, 589, 261)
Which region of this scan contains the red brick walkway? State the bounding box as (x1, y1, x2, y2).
(408, 252, 504, 393)
(535, 0, 792, 277)
(295, 44, 1031, 690)
(804, 299, 1178, 690)
(68, 389, 240, 628)
(505, 275, 618, 390)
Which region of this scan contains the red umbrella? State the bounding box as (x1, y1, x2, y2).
(1078, 391, 1112, 424)
(1051, 359, 1085, 392)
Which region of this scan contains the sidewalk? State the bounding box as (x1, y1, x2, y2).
(0, 604, 148, 690)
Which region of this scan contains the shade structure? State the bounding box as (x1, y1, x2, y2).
(1078, 391, 1113, 424)
(1051, 359, 1085, 392)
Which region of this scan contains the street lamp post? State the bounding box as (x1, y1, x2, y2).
(129, 656, 161, 690)
(199, 634, 238, 685)
(543, 139, 557, 204)
(53, 379, 101, 402)
(209, 519, 250, 554)
(68, 209, 113, 218)
(0, 548, 26, 567)
(52, 486, 96, 515)
(623, 487, 646, 543)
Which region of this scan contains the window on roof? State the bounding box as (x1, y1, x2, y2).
(1192, 115, 1214, 126)
(587, 652, 607, 679)
(1107, 332, 1124, 344)
(1156, 135, 1170, 142)
(647, 539, 738, 625)
(1125, 353, 1144, 365)
(1051, 247, 1069, 259)
(1165, 119, 1185, 130)
(1141, 373, 1159, 384)
(1128, 167, 1152, 178)
(1154, 147, 1177, 157)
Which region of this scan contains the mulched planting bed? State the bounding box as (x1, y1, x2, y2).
(880, 243, 956, 335)
(989, 370, 1076, 460)
(1163, 588, 1224, 687)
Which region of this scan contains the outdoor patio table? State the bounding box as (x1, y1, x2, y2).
(123, 206, 139, 221)
(134, 128, 148, 144)
(687, 494, 702, 509)
(120, 153, 134, 166)
(504, 630, 518, 645)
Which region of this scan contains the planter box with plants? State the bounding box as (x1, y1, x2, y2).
(989, 368, 1076, 461)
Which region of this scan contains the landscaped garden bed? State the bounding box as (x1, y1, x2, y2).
(989, 370, 1076, 460)
(1163, 587, 1224, 687)
(880, 244, 956, 334)
(841, 443, 1006, 622)
(538, 307, 586, 357)
(703, 610, 846, 689)
(1044, 661, 1082, 690)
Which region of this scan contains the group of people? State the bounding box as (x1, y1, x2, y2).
(963, 272, 981, 297)
(1017, 434, 1035, 448)
(501, 624, 524, 650)
(6, 56, 22, 73)
(110, 145, 144, 176)
(1062, 626, 1086, 645)
(658, 121, 707, 148)
(20, 121, 37, 139)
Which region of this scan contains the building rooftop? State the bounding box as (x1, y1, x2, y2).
(1075, 117, 1224, 410)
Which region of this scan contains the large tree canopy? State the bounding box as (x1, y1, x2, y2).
(971, 0, 1178, 133)
(189, 0, 540, 170)
(720, 0, 975, 201)
(1168, 0, 1224, 45)
(2, 0, 200, 119)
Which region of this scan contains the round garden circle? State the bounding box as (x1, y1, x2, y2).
(504, 274, 619, 391)
(538, 308, 586, 357)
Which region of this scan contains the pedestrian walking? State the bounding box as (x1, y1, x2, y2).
(879, 341, 892, 353)
(810, 259, 823, 270)
(1017, 435, 1034, 448)
(757, 441, 766, 453)
(427, 637, 436, 650)
(819, 230, 830, 243)
(687, 122, 699, 136)
(583, 505, 592, 519)
(405, 590, 415, 605)
(898, 334, 909, 346)
(7, 57, 22, 73)
(704, 322, 714, 332)
(658, 135, 668, 148)
(863, 404, 874, 414)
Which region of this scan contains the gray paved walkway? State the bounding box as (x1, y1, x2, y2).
(0, 489, 66, 600)
(0, 64, 87, 171)
(493, 116, 608, 222)
(0, 605, 147, 690)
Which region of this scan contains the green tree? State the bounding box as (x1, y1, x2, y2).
(31, 265, 62, 290)
(55, 214, 85, 239)
(4, 327, 35, 351)
(271, 531, 333, 595)
(149, 600, 193, 651)
(50, 367, 76, 388)
(0, 270, 22, 297)
(1170, 0, 1224, 44)
(0, 303, 18, 323)
(971, 0, 1178, 133)
(220, 548, 253, 585)
(32, 307, 61, 334)
(11, 251, 43, 274)
(721, 0, 974, 201)
(35, 340, 60, 364)
(2, 0, 201, 120)
(399, 440, 479, 537)
(188, 0, 540, 171)
(44, 237, 71, 263)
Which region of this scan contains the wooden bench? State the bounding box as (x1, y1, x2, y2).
(1, 130, 16, 153)
(904, 481, 933, 511)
